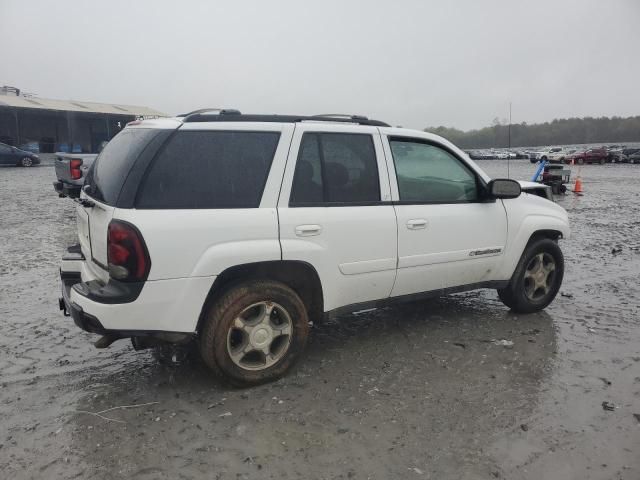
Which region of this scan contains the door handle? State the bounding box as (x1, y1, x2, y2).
(295, 224, 322, 237)
(406, 219, 427, 230)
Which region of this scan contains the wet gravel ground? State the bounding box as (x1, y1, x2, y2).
(1, 161, 639, 479)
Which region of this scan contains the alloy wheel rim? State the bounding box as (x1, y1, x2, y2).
(22, 157, 32, 166)
(226, 301, 293, 371)
(523, 252, 556, 301)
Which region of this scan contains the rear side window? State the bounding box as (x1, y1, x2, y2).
(136, 131, 280, 209)
(289, 133, 380, 206)
(85, 128, 159, 205)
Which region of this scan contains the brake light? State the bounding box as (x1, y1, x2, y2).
(107, 220, 151, 282)
(70, 158, 83, 180)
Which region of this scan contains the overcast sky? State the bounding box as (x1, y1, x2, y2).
(2, 0, 639, 130)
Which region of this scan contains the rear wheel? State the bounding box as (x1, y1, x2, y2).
(199, 280, 310, 386)
(497, 238, 564, 313)
(599, 157, 605, 165)
(20, 157, 33, 167)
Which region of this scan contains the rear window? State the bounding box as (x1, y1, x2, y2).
(85, 128, 159, 205)
(136, 131, 280, 209)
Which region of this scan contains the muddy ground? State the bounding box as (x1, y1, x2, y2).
(0, 161, 639, 479)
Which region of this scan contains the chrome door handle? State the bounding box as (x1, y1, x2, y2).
(406, 219, 427, 230)
(295, 224, 322, 237)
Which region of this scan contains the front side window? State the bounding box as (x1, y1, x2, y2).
(289, 133, 380, 205)
(389, 139, 478, 203)
(136, 131, 280, 209)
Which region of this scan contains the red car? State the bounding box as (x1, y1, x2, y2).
(565, 148, 608, 165)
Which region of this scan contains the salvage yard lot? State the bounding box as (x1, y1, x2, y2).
(0, 161, 639, 479)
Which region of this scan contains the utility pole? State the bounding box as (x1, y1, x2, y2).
(507, 102, 512, 178)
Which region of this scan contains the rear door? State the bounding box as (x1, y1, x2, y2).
(277, 123, 397, 312)
(381, 132, 508, 296)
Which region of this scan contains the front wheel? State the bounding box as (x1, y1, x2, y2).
(199, 280, 310, 386)
(599, 157, 605, 165)
(577, 158, 584, 165)
(497, 238, 564, 313)
(20, 157, 33, 167)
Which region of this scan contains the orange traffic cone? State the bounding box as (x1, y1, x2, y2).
(572, 176, 583, 194)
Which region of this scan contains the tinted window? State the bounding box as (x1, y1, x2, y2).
(137, 131, 280, 209)
(289, 134, 323, 204)
(85, 128, 160, 205)
(290, 133, 380, 205)
(390, 139, 478, 203)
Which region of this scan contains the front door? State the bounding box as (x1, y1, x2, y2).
(381, 135, 508, 297)
(277, 124, 397, 312)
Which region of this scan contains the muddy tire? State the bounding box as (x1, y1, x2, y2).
(199, 280, 309, 387)
(497, 238, 564, 313)
(20, 157, 33, 167)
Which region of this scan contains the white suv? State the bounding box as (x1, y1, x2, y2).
(59, 110, 570, 386)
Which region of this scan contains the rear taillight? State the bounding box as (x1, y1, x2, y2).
(70, 158, 83, 179)
(107, 220, 151, 282)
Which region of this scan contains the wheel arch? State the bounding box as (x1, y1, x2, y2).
(498, 212, 569, 280)
(526, 228, 564, 246)
(196, 260, 324, 333)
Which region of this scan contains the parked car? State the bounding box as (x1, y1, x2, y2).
(53, 153, 98, 198)
(565, 148, 608, 165)
(529, 147, 562, 163)
(548, 148, 576, 163)
(58, 110, 570, 386)
(623, 149, 640, 164)
(611, 147, 640, 163)
(0, 142, 40, 167)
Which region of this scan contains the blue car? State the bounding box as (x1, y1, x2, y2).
(0, 142, 40, 167)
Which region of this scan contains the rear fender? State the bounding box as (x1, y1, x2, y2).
(190, 239, 281, 277)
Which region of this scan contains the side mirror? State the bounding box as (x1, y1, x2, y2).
(488, 178, 521, 199)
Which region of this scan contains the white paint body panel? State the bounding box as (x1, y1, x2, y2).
(378, 129, 508, 295)
(114, 207, 281, 280)
(61, 118, 570, 335)
(277, 123, 397, 311)
(391, 202, 507, 295)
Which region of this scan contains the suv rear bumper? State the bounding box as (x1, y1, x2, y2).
(53, 180, 81, 198)
(59, 244, 214, 336)
(60, 270, 107, 334)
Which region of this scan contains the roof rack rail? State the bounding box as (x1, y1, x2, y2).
(311, 113, 370, 122)
(178, 113, 390, 127)
(179, 108, 241, 122)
